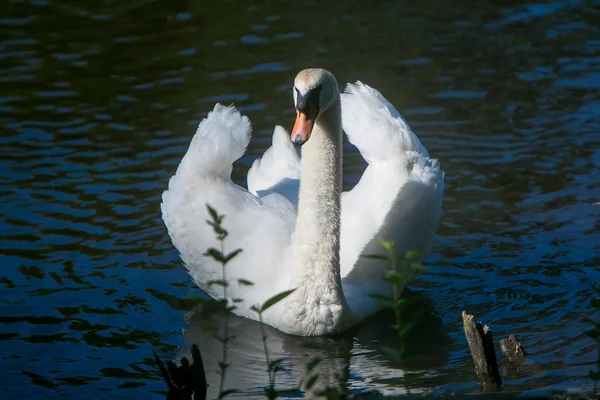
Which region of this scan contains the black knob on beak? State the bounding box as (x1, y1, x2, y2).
(293, 134, 303, 147)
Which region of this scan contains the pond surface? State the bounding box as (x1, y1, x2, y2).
(1, 0, 600, 398)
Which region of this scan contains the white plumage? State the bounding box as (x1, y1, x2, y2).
(162, 70, 444, 336)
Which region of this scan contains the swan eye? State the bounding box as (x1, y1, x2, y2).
(296, 84, 322, 115)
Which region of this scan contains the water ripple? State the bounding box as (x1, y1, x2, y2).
(1, 0, 599, 398)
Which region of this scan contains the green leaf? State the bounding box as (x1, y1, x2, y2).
(218, 361, 230, 371)
(379, 240, 395, 254)
(204, 248, 225, 263)
(389, 313, 418, 334)
(407, 262, 427, 272)
(232, 298, 243, 303)
(182, 293, 205, 306)
(384, 270, 406, 286)
(261, 289, 295, 312)
(268, 357, 287, 372)
(589, 370, 600, 381)
(398, 320, 418, 338)
(398, 250, 425, 260)
(306, 357, 322, 371)
(206, 219, 228, 239)
(400, 348, 418, 360)
(393, 300, 412, 312)
(238, 278, 254, 286)
(362, 254, 388, 261)
(380, 346, 404, 363)
(367, 294, 396, 309)
(304, 375, 318, 390)
(215, 298, 228, 309)
(224, 249, 242, 263)
(399, 309, 419, 323)
(207, 279, 229, 288)
(214, 333, 235, 343)
(379, 298, 411, 313)
(206, 204, 219, 222)
(591, 297, 600, 310)
(250, 305, 260, 313)
(368, 294, 390, 301)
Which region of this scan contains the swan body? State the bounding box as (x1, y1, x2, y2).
(161, 69, 444, 336)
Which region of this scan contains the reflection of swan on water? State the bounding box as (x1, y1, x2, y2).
(162, 68, 444, 336)
(177, 289, 450, 399)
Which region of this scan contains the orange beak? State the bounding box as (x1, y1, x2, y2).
(291, 111, 313, 146)
(291, 103, 317, 146)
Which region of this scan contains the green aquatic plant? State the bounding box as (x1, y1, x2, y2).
(204, 204, 243, 399)
(365, 240, 427, 392)
(251, 290, 295, 399)
(584, 280, 600, 397)
(365, 240, 426, 362)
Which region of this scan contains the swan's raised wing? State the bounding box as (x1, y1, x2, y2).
(339, 83, 444, 301)
(161, 105, 296, 322)
(247, 125, 301, 208)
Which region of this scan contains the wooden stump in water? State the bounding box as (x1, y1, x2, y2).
(499, 334, 527, 377)
(500, 334, 525, 363)
(462, 311, 502, 392)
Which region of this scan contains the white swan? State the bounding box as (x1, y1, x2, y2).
(162, 68, 444, 336)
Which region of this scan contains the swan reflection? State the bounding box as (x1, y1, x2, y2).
(178, 289, 450, 399)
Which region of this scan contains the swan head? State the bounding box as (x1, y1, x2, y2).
(291, 68, 339, 146)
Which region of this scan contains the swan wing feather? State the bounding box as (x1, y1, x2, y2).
(161, 104, 296, 323)
(339, 82, 444, 316)
(247, 125, 301, 208)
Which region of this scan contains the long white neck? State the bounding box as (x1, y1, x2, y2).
(284, 98, 351, 336)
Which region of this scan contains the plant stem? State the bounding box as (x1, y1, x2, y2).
(219, 239, 230, 398)
(391, 256, 404, 353)
(258, 311, 275, 394)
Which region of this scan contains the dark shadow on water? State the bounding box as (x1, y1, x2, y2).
(154, 344, 207, 400)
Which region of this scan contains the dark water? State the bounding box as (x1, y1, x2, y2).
(1, 0, 600, 398)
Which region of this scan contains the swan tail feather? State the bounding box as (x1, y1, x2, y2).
(342, 82, 428, 163)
